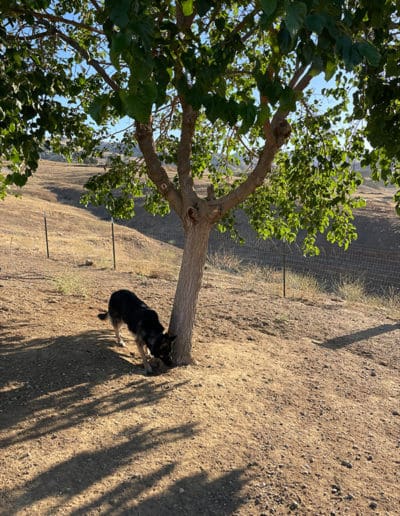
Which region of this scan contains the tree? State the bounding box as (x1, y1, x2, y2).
(1, 1, 399, 364)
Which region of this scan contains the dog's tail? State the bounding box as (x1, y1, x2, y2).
(98, 311, 109, 321)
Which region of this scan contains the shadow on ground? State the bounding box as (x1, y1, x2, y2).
(320, 323, 400, 349)
(0, 330, 249, 515)
(0, 330, 179, 446)
(3, 442, 247, 515)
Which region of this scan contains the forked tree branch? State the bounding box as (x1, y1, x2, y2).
(210, 139, 278, 217)
(211, 112, 292, 218)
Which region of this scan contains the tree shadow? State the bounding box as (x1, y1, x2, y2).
(75, 467, 247, 516)
(2, 428, 247, 515)
(0, 330, 184, 446)
(0, 330, 249, 515)
(319, 323, 400, 349)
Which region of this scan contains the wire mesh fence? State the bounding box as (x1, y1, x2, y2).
(33, 209, 400, 297)
(207, 227, 400, 295)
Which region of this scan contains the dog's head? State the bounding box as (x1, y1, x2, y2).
(152, 333, 176, 366)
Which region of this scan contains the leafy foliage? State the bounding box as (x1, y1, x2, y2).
(1, 0, 399, 242)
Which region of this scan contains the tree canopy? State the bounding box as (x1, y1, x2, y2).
(1, 1, 399, 362)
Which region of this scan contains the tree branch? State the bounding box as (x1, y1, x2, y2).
(24, 9, 104, 35)
(293, 73, 313, 93)
(289, 64, 308, 89)
(177, 99, 198, 205)
(50, 26, 120, 92)
(212, 139, 278, 217)
(90, 0, 102, 11)
(176, 2, 195, 31)
(212, 111, 292, 218)
(227, 8, 258, 43)
(136, 121, 182, 215)
(6, 30, 53, 42)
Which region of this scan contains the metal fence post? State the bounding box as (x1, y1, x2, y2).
(111, 217, 116, 270)
(43, 211, 50, 259)
(282, 252, 286, 298)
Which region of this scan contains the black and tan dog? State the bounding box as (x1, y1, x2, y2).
(98, 289, 175, 374)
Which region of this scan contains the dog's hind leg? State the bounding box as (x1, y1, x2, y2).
(136, 338, 152, 374)
(111, 319, 126, 347)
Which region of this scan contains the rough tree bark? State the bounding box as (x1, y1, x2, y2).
(136, 109, 294, 366)
(169, 217, 212, 365)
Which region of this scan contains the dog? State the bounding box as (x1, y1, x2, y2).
(98, 289, 175, 374)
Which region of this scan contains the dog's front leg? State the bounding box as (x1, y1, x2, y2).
(136, 339, 152, 374)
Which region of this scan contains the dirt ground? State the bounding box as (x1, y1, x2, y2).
(0, 162, 399, 515)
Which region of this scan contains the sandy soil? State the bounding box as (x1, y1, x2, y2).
(0, 162, 399, 515)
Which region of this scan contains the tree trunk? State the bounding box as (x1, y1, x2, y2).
(169, 219, 212, 365)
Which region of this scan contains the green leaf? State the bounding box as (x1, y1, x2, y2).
(181, 0, 193, 16)
(285, 1, 307, 38)
(119, 84, 155, 122)
(88, 95, 109, 124)
(256, 103, 271, 127)
(261, 78, 284, 105)
(279, 87, 297, 112)
(260, 0, 277, 16)
(239, 102, 257, 134)
(335, 35, 352, 67)
(305, 13, 325, 34)
(196, 0, 213, 16)
(108, 0, 132, 29)
(277, 26, 292, 54)
(324, 59, 337, 81)
(356, 42, 381, 67)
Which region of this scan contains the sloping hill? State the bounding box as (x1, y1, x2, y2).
(0, 162, 399, 514)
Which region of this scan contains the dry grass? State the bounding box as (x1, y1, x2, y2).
(336, 278, 366, 302)
(53, 271, 89, 297)
(207, 250, 243, 273)
(286, 271, 322, 297)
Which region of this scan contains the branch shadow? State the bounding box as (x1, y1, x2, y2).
(319, 323, 400, 349)
(0, 330, 183, 447)
(2, 427, 247, 515)
(74, 467, 247, 516)
(0, 330, 249, 515)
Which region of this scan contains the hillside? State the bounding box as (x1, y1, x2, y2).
(0, 161, 399, 515)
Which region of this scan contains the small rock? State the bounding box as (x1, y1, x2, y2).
(369, 501, 378, 510)
(392, 410, 399, 416)
(179, 488, 185, 494)
(370, 370, 377, 377)
(289, 501, 299, 511)
(341, 460, 353, 469)
(79, 259, 94, 267)
(345, 493, 354, 501)
(367, 455, 373, 461)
